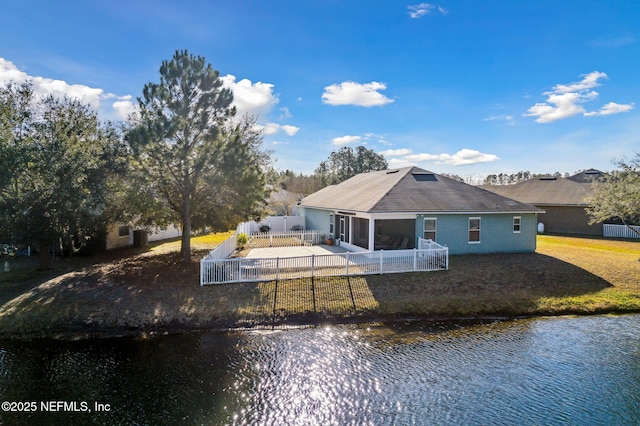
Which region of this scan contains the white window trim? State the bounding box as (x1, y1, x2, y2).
(423, 217, 437, 241)
(329, 214, 334, 237)
(118, 225, 130, 239)
(513, 216, 521, 234)
(468, 217, 481, 244)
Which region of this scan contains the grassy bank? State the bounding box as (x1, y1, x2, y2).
(0, 233, 638, 339)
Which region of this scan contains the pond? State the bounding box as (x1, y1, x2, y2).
(1, 314, 639, 425)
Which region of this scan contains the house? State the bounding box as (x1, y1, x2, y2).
(297, 166, 543, 255)
(480, 170, 603, 236)
(105, 224, 182, 250)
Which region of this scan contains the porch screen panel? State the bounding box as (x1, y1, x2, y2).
(353, 217, 370, 249)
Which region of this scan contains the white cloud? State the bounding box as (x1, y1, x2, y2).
(0, 58, 285, 122)
(332, 135, 362, 145)
(0, 58, 26, 81)
(388, 157, 414, 168)
(380, 147, 499, 167)
(524, 71, 633, 123)
(220, 74, 279, 117)
(1, 57, 103, 109)
(255, 122, 300, 136)
(404, 148, 499, 166)
(279, 106, 292, 119)
(111, 96, 138, 120)
(380, 148, 413, 157)
(0, 57, 136, 120)
(483, 114, 515, 125)
(407, 3, 448, 19)
(551, 71, 607, 94)
(280, 124, 300, 136)
(322, 81, 394, 107)
(585, 101, 635, 116)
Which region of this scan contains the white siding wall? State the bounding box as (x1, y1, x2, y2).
(106, 224, 182, 250)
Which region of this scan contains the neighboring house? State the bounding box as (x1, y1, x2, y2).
(105, 224, 182, 250)
(480, 170, 603, 236)
(298, 166, 543, 255)
(566, 168, 605, 183)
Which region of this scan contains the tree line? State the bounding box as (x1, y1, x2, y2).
(265, 145, 389, 208)
(482, 171, 571, 185)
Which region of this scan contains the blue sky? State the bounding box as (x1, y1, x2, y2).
(1, 1, 639, 180)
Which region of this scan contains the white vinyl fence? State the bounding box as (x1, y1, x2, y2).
(202, 233, 238, 261)
(418, 237, 444, 250)
(603, 224, 640, 239)
(236, 216, 306, 235)
(200, 246, 449, 285)
(203, 230, 323, 262)
(247, 230, 322, 248)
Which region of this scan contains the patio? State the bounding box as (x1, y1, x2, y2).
(245, 244, 348, 259)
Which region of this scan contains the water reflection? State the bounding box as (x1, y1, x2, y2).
(0, 315, 638, 425)
(230, 327, 381, 425)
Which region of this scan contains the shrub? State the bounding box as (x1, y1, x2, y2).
(236, 233, 248, 248)
(259, 225, 270, 233)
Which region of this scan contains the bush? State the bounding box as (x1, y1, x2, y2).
(259, 225, 270, 233)
(236, 233, 248, 248)
(291, 225, 304, 231)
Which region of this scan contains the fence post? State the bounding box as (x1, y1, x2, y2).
(311, 254, 315, 279)
(345, 252, 350, 276)
(379, 249, 383, 274)
(276, 257, 280, 280)
(413, 248, 417, 271)
(445, 247, 449, 270)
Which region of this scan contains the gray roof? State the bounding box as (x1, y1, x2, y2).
(480, 176, 593, 206)
(301, 167, 542, 213)
(567, 168, 604, 183)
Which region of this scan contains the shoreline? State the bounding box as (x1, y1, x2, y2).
(2, 296, 639, 341)
(3, 310, 638, 342)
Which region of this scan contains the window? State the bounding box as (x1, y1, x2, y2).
(329, 214, 334, 236)
(468, 218, 480, 243)
(118, 225, 130, 238)
(423, 218, 437, 241)
(513, 216, 521, 233)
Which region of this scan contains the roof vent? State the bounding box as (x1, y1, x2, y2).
(539, 177, 557, 181)
(386, 170, 399, 174)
